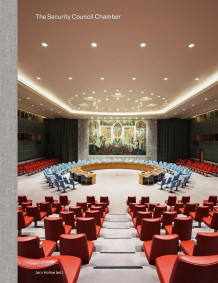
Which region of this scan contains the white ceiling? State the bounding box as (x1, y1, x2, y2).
(18, 0, 218, 119)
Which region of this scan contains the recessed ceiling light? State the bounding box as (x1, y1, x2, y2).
(27, 97, 30, 99)
(132, 77, 136, 80)
(201, 105, 204, 107)
(98, 99, 101, 102)
(31, 105, 34, 106)
(100, 77, 104, 80)
(117, 108, 119, 111)
(135, 100, 138, 102)
(18, 98, 21, 101)
(92, 91, 95, 94)
(68, 77, 72, 80)
(40, 103, 43, 106)
(140, 43, 146, 47)
(129, 90, 133, 92)
(164, 77, 168, 81)
(195, 77, 200, 81)
(116, 97, 119, 100)
(189, 43, 195, 48)
(41, 42, 48, 47)
(174, 112, 177, 115)
(36, 77, 41, 80)
(150, 93, 154, 96)
(204, 98, 208, 100)
(87, 96, 93, 99)
(115, 93, 121, 96)
(58, 112, 60, 114)
(183, 109, 186, 111)
(140, 91, 144, 94)
(75, 94, 78, 97)
(106, 98, 109, 101)
(127, 98, 130, 101)
(157, 95, 161, 98)
(104, 90, 107, 92)
(82, 92, 86, 95)
(50, 109, 53, 111)
(91, 42, 97, 47)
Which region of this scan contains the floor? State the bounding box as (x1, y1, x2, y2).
(18, 168, 218, 283)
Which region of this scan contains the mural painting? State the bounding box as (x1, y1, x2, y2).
(89, 120, 146, 155)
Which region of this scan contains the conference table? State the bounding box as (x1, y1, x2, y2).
(71, 162, 165, 185)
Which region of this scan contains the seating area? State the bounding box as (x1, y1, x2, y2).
(17, 191, 218, 282)
(175, 159, 218, 176)
(18, 158, 60, 175)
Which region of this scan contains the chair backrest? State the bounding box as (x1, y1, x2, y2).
(183, 203, 197, 215)
(166, 177, 172, 184)
(148, 203, 160, 212)
(59, 211, 75, 228)
(18, 236, 42, 259)
(140, 218, 161, 241)
(85, 210, 101, 226)
(194, 206, 209, 222)
(181, 196, 190, 204)
(40, 202, 52, 216)
(100, 196, 109, 205)
(153, 205, 167, 218)
(194, 232, 218, 256)
(18, 211, 26, 229)
(18, 195, 27, 205)
(44, 217, 65, 241)
(136, 211, 152, 226)
(172, 217, 193, 241)
(167, 196, 177, 206)
(162, 211, 177, 228)
(18, 256, 67, 283)
(208, 195, 217, 204)
(169, 255, 218, 283)
(60, 234, 90, 264)
(127, 196, 136, 205)
(149, 234, 179, 265)
(211, 212, 218, 230)
(87, 196, 95, 205)
(133, 205, 146, 218)
(90, 206, 104, 218)
(172, 203, 184, 213)
(76, 217, 97, 241)
(140, 196, 150, 205)
(45, 196, 54, 203)
(76, 202, 88, 212)
(69, 206, 83, 217)
(52, 202, 62, 213)
(26, 206, 41, 221)
(59, 195, 69, 206)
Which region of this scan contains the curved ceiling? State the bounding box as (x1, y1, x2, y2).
(18, 0, 218, 119)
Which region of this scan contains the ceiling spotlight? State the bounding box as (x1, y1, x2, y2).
(50, 109, 53, 111)
(116, 97, 119, 100)
(27, 97, 30, 99)
(150, 93, 154, 96)
(31, 105, 34, 106)
(157, 95, 161, 98)
(68, 77, 72, 80)
(195, 77, 200, 81)
(115, 93, 121, 96)
(189, 43, 195, 48)
(106, 98, 109, 101)
(40, 103, 43, 106)
(91, 42, 97, 47)
(127, 98, 130, 101)
(92, 91, 95, 94)
(192, 104, 195, 106)
(41, 42, 48, 47)
(82, 92, 86, 95)
(98, 99, 101, 102)
(140, 91, 144, 94)
(204, 98, 208, 100)
(36, 77, 41, 80)
(140, 43, 146, 47)
(132, 77, 136, 80)
(164, 77, 168, 80)
(129, 90, 133, 92)
(104, 90, 107, 92)
(18, 98, 21, 101)
(75, 95, 78, 97)
(87, 96, 93, 99)
(58, 112, 60, 114)
(183, 109, 186, 111)
(100, 77, 104, 80)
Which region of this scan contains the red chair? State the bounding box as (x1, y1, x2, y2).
(153, 205, 167, 218)
(18, 195, 32, 205)
(18, 236, 56, 259)
(181, 232, 218, 256)
(85, 210, 103, 227)
(44, 217, 72, 243)
(131, 204, 146, 219)
(87, 196, 96, 205)
(59, 195, 71, 207)
(161, 211, 177, 228)
(39, 202, 57, 216)
(100, 196, 110, 205)
(18, 211, 34, 236)
(76, 202, 88, 212)
(18, 255, 81, 283)
(52, 202, 65, 213)
(95, 202, 108, 214)
(127, 202, 138, 214)
(60, 234, 94, 265)
(21, 202, 33, 212)
(144, 234, 179, 265)
(133, 211, 152, 227)
(126, 196, 136, 205)
(203, 211, 218, 232)
(156, 255, 218, 283)
(76, 217, 100, 241)
(59, 211, 75, 229)
(203, 195, 217, 206)
(189, 206, 209, 227)
(179, 203, 197, 216)
(69, 206, 83, 217)
(137, 218, 161, 241)
(139, 196, 150, 205)
(177, 196, 190, 205)
(45, 196, 58, 204)
(26, 206, 47, 227)
(165, 196, 177, 209)
(165, 217, 193, 241)
(90, 206, 105, 218)
(170, 203, 184, 213)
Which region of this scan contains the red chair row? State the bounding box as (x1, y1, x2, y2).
(18, 158, 60, 175)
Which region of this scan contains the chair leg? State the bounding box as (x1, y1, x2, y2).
(198, 222, 201, 228)
(34, 221, 38, 228)
(18, 229, 22, 236)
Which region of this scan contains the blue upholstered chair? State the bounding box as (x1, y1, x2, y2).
(69, 178, 78, 189)
(165, 177, 172, 186)
(47, 177, 55, 187)
(166, 181, 177, 193)
(54, 179, 60, 191)
(143, 174, 154, 185)
(81, 175, 91, 185)
(176, 180, 182, 190)
(157, 178, 166, 190)
(59, 180, 70, 193)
